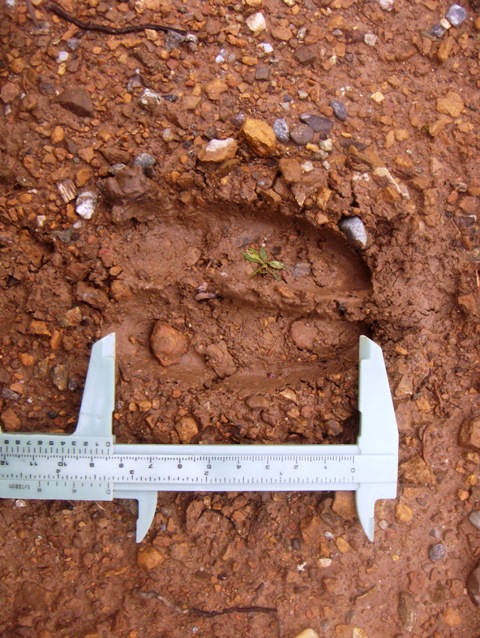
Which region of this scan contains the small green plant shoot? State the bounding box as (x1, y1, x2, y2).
(243, 246, 285, 281)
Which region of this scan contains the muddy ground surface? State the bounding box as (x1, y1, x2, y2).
(1, 0, 480, 636)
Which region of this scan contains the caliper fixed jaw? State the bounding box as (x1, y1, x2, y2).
(355, 336, 399, 541)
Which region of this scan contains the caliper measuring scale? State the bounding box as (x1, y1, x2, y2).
(0, 334, 398, 542)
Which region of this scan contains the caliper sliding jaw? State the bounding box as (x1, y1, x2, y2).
(0, 334, 398, 542)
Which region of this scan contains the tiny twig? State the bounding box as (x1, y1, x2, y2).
(25, 0, 40, 28)
(46, 1, 193, 38)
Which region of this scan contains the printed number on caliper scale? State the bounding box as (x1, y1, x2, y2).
(0, 334, 398, 542)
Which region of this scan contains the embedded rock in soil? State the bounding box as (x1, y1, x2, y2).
(338, 217, 368, 249)
(1, 408, 20, 430)
(332, 491, 356, 519)
(458, 416, 480, 451)
(295, 46, 316, 65)
(175, 416, 199, 443)
(205, 341, 236, 378)
(242, 118, 276, 156)
(198, 138, 238, 163)
(150, 321, 188, 367)
(400, 456, 436, 485)
(466, 562, 480, 606)
(75, 282, 109, 310)
(57, 87, 94, 117)
(102, 166, 157, 222)
(436, 92, 464, 118)
(278, 158, 302, 184)
(429, 543, 446, 562)
(398, 591, 417, 632)
(137, 547, 165, 570)
(291, 320, 317, 350)
(205, 78, 228, 100)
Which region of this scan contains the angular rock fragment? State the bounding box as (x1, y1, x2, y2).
(299, 113, 333, 136)
(338, 216, 368, 248)
(175, 416, 199, 443)
(458, 416, 480, 451)
(198, 138, 238, 163)
(75, 282, 109, 310)
(150, 321, 188, 367)
(137, 546, 165, 570)
(58, 88, 94, 117)
(242, 118, 276, 156)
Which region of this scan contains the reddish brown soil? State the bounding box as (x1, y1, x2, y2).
(1, 0, 480, 636)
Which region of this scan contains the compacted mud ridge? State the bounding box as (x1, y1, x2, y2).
(1, 0, 480, 636)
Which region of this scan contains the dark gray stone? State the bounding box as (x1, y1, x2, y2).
(299, 113, 333, 136)
(330, 99, 347, 122)
(273, 118, 290, 143)
(290, 124, 314, 146)
(428, 543, 446, 562)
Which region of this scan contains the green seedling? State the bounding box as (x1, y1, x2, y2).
(243, 246, 285, 281)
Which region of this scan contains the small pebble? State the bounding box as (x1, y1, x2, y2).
(379, 0, 394, 9)
(290, 124, 314, 146)
(258, 42, 273, 54)
(75, 191, 97, 220)
(330, 99, 347, 121)
(15, 500, 27, 508)
(56, 50, 69, 63)
(231, 112, 245, 129)
(272, 118, 290, 143)
(364, 33, 377, 46)
(440, 17, 452, 29)
(339, 216, 368, 248)
(133, 152, 156, 176)
(446, 4, 467, 26)
(138, 87, 162, 111)
(319, 138, 333, 152)
(215, 49, 226, 64)
(469, 510, 480, 529)
(467, 562, 480, 606)
(297, 89, 309, 100)
(301, 161, 313, 173)
(66, 37, 81, 51)
(299, 113, 333, 136)
(429, 542, 446, 562)
(430, 24, 446, 38)
(246, 12, 267, 35)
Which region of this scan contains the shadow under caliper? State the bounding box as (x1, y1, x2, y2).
(0, 334, 398, 542)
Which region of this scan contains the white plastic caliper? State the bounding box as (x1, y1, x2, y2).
(0, 334, 398, 542)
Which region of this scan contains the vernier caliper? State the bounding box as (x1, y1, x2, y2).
(0, 334, 398, 542)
